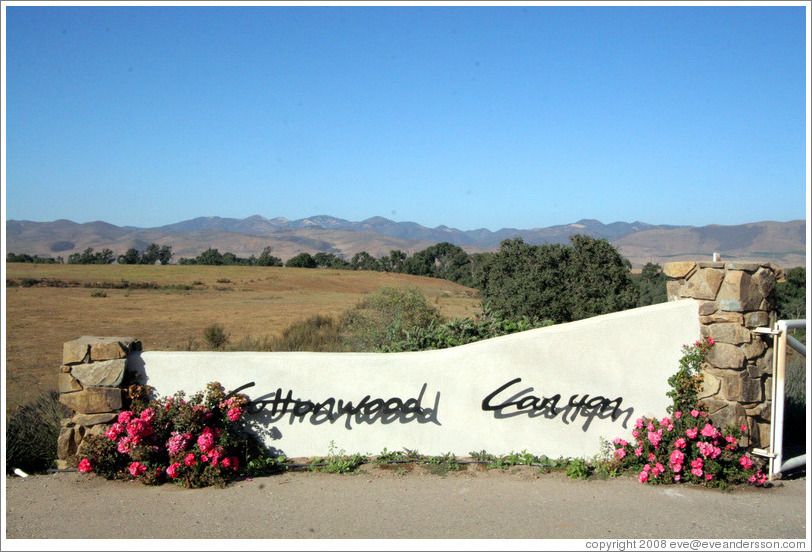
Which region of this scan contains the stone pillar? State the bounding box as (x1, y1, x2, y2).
(664, 261, 782, 449)
(57, 336, 141, 468)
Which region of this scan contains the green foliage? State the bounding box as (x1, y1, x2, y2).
(776, 267, 806, 320)
(401, 242, 474, 286)
(422, 452, 460, 476)
(478, 236, 638, 325)
(373, 447, 409, 465)
(313, 252, 350, 269)
(565, 458, 593, 479)
(245, 453, 288, 477)
(339, 286, 445, 351)
(310, 441, 366, 474)
(285, 252, 317, 268)
(202, 323, 230, 350)
(350, 251, 380, 271)
(68, 247, 115, 265)
(635, 262, 668, 307)
(122, 243, 175, 265)
(256, 246, 283, 267)
(6, 252, 61, 263)
(6, 391, 71, 473)
(381, 307, 544, 352)
(667, 339, 712, 415)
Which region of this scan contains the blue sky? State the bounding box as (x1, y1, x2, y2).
(3, 2, 809, 231)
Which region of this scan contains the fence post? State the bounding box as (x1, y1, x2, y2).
(663, 261, 782, 449)
(56, 336, 141, 468)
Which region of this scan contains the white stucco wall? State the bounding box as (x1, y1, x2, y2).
(129, 299, 701, 459)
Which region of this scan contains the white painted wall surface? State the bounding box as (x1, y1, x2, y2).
(129, 299, 701, 459)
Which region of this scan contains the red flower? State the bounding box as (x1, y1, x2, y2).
(77, 458, 92, 473)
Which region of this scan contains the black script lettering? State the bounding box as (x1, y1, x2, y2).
(481, 378, 632, 431)
(242, 383, 440, 429)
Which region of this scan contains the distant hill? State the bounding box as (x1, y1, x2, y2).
(5, 215, 806, 268)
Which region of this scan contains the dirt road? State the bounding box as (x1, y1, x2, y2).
(3, 464, 807, 545)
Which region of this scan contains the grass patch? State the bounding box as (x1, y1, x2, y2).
(6, 391, 71, 474)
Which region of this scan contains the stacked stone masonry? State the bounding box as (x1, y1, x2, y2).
(664, 261, 782, 449)
(56, 336, 141, 469)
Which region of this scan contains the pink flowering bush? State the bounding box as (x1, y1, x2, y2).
(76, 382, 254, 488)
(605, 339, 768, 488)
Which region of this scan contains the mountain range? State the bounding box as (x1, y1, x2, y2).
(5, 215, 807, 268)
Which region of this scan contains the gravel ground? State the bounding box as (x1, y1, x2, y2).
(3, 464, 808, 546)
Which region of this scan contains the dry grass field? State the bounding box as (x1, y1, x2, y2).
(4, 263, 481, 416)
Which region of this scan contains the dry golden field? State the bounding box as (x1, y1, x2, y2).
(4, 263, 480, 416)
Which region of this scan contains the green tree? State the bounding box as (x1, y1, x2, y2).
(402, 242, 472, 285)
(286, 252, 317, 268)
(196, 248, 224, 265)
(68, 247, 115, 265)
(313, 252, 350, 269)
(479, 236, 637, 324)
(256, 246, 283, 267)
(565, 235, 638, 320)
(117, 248, 140, 265)
(350, 251, 380, 271)
(379, 250, 407, 273)
(139, 243, 161, 265)
(158, 245, 173, 265)
(776, 267, 806, 320)
(635, 262, 668, 307)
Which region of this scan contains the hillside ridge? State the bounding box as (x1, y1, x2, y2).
(5, 215, 806, 268)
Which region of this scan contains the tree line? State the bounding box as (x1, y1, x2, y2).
(8, 238, 804, 327)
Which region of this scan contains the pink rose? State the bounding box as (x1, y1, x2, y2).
(614, 448, 626, 460)
(708, 338, 715, 345)
(740, 424, 747, 432)
(117, 436, 132, 454)
(117, 411, 133, 424)
(686, 427, 699, 440)
(78, 458, 92, 473)
(227, 407, 243, 422)
(184, 453, 196, 467)
(197, 432, 215, 453)
(221, 457, 232, 469)
(638, 470, 649, 483)
(634, 418, 644, 429)
(229, 457, 239, 471)
(690, 409, 700, 418)
(674, 411, 682, 419)
(674, 475, 681, 482)
(675, 437, 687, 449)
(139, 408, 156, 424)
(128, 461, 146, 477)
(167, 462, 181, 479)
(739, 455, 754, 469)
(700, 423, 720, 439)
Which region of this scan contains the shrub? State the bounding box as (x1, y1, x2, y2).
(202, 323, 230, 350)
(77, 382, 268, 488)
(339, 286, 444, 351)
(381, 306, 544, 352)
(6, 391, 71, 474)
(605, 339, 769, 488)
(274, 315, 343, 351)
